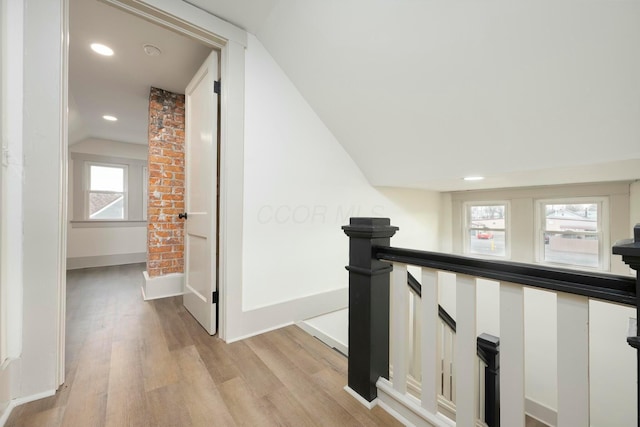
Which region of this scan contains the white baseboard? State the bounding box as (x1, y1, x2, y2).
(67, 252, 146, 270)
(225, 321, 295, 344)
(296, 314, 348, 356)
(0, 389, 56, 427)
(344, 386, 378, 409)
(141, 271, 184, 300)
(525, 398, 557, 427)
(225, 288, 348, 343)
(376, 378, 454, 427)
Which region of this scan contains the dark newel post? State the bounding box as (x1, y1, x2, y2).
(342, 217, 398, 402)
(477, 333, 500, 427)
(613, 224, 640, 427)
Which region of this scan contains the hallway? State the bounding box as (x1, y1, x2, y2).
(6, 264, 399, 426)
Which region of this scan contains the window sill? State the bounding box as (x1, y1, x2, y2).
(70, 220, 147, 228)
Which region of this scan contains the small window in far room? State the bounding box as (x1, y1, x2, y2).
(464, 203, 508, 258)
(537, 199, 607, 270)
(86, 163, 128, 220)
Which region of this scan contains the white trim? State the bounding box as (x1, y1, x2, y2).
(296, 318, 348, 356)
(56, 0, 69, 388)
(101, 0, 247, 344)
(376, 400, 415, 427)
(141, 271, 184, 300)
(376, 378, 455, 427)
(227, 287, 348, 343)
(216, 38, 245, 342)
(462, 201, 511, 260)
(70, 220, 146, 228)
(85, 161, 129, 220)
(224, 321, 294, 344)
(67, 253, 146, 270)
(0, 389, 57, 426)
(102, 0, 246, 47)
(525, 397, 557, 427)
(2, 0, 24, 362)
(344, 386, 378, 410)
(534, 196, 609, 272)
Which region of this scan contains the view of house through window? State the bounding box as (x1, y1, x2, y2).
(465, 204, 507, 257)
(88, 163, 127, 220)
(539, 201, 602, 269)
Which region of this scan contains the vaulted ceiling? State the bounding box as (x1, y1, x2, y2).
(73, 0, 640, 191)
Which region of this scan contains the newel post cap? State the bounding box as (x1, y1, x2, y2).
(612, 224, 640, 271)
(342, 217, 399, 239)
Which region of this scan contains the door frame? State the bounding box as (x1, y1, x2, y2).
(57, 0, 247, 383)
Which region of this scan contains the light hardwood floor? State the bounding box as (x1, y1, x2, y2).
(6, 264, 400, 427)
(6, 263, 550, 427)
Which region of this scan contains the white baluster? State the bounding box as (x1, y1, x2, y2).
(443, 325, 452, 400)
(455, 274, 477, 427)
(500, 282, 525, 427)
(410, 291, 420, 381)
(557, 293, 590, 426)
(391, 262, 409, 394)
(420, 268, 439, 413)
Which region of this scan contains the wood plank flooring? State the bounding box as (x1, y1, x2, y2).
(5, 264, 400, 427)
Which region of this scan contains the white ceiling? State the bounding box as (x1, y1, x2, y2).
(69, 0, 211, 145)
(72, 0, 640, 191)
(188, 0, 640, 191)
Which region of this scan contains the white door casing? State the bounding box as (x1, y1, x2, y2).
(183, 50, 219, 335)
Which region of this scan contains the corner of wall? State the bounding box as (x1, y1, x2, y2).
(630, 180, 640, 228)
(438, 192, 453, 253)
(141, 270, 184, 300)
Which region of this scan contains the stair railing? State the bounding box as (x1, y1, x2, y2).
(406, 272, 499, 426)
(343, 218, 639, 427)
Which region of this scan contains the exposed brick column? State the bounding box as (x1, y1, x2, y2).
(147, 87, 186, 277)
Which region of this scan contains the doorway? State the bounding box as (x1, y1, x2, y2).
(58, 0, 247, 386)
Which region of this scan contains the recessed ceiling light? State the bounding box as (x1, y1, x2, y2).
(102, 115, 118, 121)
(91, 43, 114, 56)
(464, 176, 485, 181)
(143, 44, 162, 56)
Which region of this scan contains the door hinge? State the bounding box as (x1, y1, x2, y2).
(214, 80, 221, 94)
(212, 291, 218, 304)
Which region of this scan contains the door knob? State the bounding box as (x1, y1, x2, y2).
(178, 212, 188, 220)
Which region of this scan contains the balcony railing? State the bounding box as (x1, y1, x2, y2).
(343, 218, 640, 427)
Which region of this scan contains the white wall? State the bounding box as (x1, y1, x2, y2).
(67, 138, 147, 267)
(69, 138, 147, 160)
(631, 180, 640, 230)
(0, 0, 20, 419)
(235, 34, 439, 338)
(447, 182, 637, 427)
(0, 0, 68, 415)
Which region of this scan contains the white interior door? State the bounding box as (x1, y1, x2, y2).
(183, 50, 219, 335)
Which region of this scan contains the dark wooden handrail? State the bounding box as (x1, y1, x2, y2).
(378, 246, 635, 306)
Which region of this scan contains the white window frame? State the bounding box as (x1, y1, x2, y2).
(463, 201, 510, 259)
(84, 161, 129, 221)
(535, 197, 610, 271)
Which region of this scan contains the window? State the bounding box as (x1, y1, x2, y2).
(464, 203, 508, 258)
(536, 198, 608, 270)
(86, 163, 128, 220)
(71, 153, 146, 225)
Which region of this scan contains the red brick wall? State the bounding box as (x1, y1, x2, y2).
(147, 87, 186, 277)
